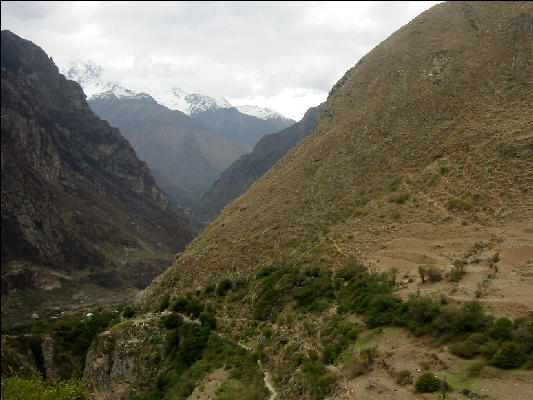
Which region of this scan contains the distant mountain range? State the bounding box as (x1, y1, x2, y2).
(88, 92, 247, 213)
(62, 61, 294, 123)
(192, 102, 326, 225)
(63, 62, 295, 211)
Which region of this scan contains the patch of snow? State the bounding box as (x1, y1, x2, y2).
(235, 105, 285, 120)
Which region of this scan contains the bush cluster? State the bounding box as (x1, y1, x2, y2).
(253, 265, 335, 320)
(171, 296, 204, 319)
(320, 316, 359, 364)
(1, 376, 89, 400)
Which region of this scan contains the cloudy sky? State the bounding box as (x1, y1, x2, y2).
(1, 1, 440, 120)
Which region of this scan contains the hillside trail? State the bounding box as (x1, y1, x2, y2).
(161, 311, 278, 400)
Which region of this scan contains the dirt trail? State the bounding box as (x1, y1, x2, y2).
(258, 360, 277, 400)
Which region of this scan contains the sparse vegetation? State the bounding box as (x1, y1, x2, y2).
(447, 198, 473, 211)
(450, 262, 466, 282)
(427, 266, 442, 282)
(418, 265, 427, 283)
(396, 369, 413, 385)
(388, 193, 409, 204)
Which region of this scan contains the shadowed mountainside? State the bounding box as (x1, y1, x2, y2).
(192, 106, 295, 149)
(1, 30, 195, 326)
(192, 102, 326, 224)
(88, 93, 248, 212)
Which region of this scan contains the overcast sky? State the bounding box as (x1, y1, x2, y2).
(1, 1, 440, 120)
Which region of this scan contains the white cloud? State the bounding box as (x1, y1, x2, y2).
(1, 1, 441, 120)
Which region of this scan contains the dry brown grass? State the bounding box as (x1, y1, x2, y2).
(138, 2, 533, 398)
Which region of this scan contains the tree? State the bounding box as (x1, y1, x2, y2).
(418, 265, 427, 283)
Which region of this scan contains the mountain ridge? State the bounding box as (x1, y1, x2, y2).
(87, 91, 248, 212)
(137, 3, 532, 397)
(1, 29, 195, 326)
(192, 102, 326, 224)
(62, 61, 294, 122)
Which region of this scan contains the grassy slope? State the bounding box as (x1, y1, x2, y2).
(136, 2, 532, 398)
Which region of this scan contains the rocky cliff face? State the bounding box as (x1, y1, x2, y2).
(83, 318, 166, 400)
(1, 30, 195, 326)
(88, 93, 247, 213)
(192, 103, 325, 224)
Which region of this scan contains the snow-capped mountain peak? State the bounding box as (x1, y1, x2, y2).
(63, 61, 291, 121)
(149, 87, 232, 116)
(235, 105, 286, 120)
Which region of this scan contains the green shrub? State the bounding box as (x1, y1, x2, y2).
(418, 265, 427, 283)
(335, 263, 366, 284)
(336, 269, 393, 315)
(204, 283, 216, 295)
(290, 353, 305, 368)
(449, 301, 490, 335)
(405, 295, 440, 333)
(320, 317, 359, 364)
(366, 294, 403, 327)
(161, 313, 183, 330)
(451, 340, 480, 359)
(216, 279, 233, 296)
(257, 267, 274, 278)
(480, 340, 499, 359)
(122, 305, 136, 318)
(396, 369, 413, 385)
(489, 317, 513, 341)
(302, 360, 336, 399)
(199, 312, 217, 331)
(359, 345, 379, 368)
(450, 265, 466, 282)
(491, 341, 524, 369)
(293, 272, 334, 311)
(158, 294, 170, 312)
(177, 325, 210, 366)
(415, 371, 440, 392)
(171, 297, 204, 318)
(468, 333, 488, 345)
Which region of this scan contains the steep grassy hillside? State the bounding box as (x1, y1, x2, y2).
(136, 2, 532, 399)
(142, 0, 532, 313)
